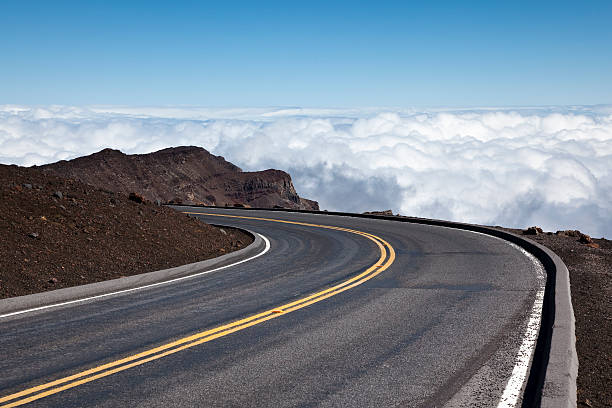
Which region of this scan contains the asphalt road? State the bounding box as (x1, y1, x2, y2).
(0, 208, 545, 407)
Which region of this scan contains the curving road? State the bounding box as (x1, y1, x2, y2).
(0, 207, 545, 407)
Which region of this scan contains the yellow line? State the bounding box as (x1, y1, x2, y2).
(0, 212, 395, 407)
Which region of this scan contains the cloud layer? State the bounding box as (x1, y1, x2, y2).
(2, 105, 612, 237)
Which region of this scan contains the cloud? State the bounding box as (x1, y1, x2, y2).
(2, 104, 612, 238)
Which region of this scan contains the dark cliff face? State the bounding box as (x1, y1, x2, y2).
(38, 146, 319, 210)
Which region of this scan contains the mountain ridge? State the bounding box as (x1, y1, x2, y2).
(38, 146, 319, 210)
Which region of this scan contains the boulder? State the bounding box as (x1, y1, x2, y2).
(128, 192, 144, 204)
(524, 226, 543, 235)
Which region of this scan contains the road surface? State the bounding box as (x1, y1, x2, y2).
(0, 208, 544, 407)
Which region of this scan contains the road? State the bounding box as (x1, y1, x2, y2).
(0, 207, 545, 407)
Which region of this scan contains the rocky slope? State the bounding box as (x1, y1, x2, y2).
(0, 164, 252, 299)
(39, 147, 319, 210)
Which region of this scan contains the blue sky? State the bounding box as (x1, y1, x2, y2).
(1, 0, 611, 106)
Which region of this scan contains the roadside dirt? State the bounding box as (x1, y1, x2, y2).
(0, 164, 253, 300)
(499, 227, 611, 408)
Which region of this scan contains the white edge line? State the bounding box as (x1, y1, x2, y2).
(496, 245, 546, 408)
(0, 233, 270, 319)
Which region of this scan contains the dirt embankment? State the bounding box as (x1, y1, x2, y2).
(0, 164, 253, 299)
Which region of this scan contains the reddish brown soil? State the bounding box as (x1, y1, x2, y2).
(0, 164, 252, 299)
(499, 227, 611, 408)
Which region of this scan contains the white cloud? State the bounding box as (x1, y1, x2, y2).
(1, 104, 612, 238)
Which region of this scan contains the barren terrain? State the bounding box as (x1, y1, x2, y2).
(0, 164, 252, 299)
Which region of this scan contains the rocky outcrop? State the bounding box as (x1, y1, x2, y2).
(39, 146, 319, 210)
(363, 210, 394, 216)
(524, 226, 544, 235)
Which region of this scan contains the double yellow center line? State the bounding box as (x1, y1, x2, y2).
(0, 213, 395, 407)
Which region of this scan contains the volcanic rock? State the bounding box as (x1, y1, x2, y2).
(0, 164, 253, 299)
(524, 226, 544, 235)
(557, 229, 582, 237)
(39, 146, 319, 210)
(363, 210, 394, 216)
(129, 192, 145, 204)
